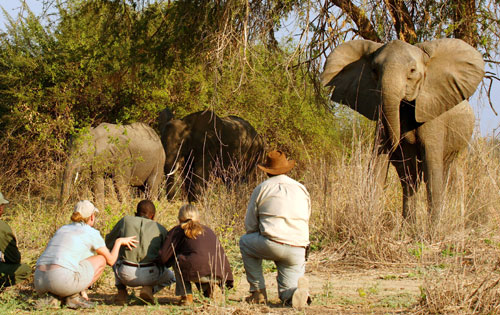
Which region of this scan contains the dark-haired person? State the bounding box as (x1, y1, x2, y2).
(159, 204, 233, 305)
(0, 192, 30, 289)
(239, 150, 311, 309)
(34, 200, 137, 309)
(105, 199, 174, 305)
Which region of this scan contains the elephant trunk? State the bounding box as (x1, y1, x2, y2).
(380, 71, 405, 151)
(60, 157, 80, 204)
(61, 162, 73, 204)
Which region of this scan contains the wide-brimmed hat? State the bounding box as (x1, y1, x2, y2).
(0, 192, 9, 205)
(258, 150, 295, 175)
(74, 200, 99, 218)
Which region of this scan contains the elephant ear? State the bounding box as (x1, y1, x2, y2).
(415, 38, 485, 122)
(321, 40, 383, 121)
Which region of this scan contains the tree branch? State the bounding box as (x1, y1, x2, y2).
(331, 0, 381, 42)
(383, 0, 417, 43)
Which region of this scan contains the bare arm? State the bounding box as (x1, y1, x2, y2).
(96, 236, 137, 266)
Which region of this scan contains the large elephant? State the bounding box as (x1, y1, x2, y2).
(60, 122, 165, 205)
(320, 38, 484, 226)
(161, 110, 265, 201)
(158, 107, 174, 137)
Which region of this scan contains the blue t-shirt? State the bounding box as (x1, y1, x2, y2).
(37, 222, 106, 272)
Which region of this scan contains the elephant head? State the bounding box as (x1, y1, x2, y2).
(158, 107, 174, 139)
(161, 119, 189, 199)
(60, 129, 95, 204)
(320, 38, 485, 150)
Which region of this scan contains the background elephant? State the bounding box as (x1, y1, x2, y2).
(158, 107, 174, 137)
(60, 122, 165, 205)
(161, 110, 265, 201)
(321, 38, 484, 226)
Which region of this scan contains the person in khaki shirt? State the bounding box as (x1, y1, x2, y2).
(239, 150, 311, 309)
(0, 192, 30, 289)
(105, 200, 174, 305)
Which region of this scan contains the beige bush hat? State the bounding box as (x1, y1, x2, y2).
(258, 150, 295, 175)
(74, 200, 99, 218)
(0, 192, 9, 205)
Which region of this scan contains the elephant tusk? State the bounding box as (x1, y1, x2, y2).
(74, 171, 79, 184)
(166, 163, 179, 177)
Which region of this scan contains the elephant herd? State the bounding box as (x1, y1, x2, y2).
(61, 38, 485, 228)
(60, 110, 265, 205)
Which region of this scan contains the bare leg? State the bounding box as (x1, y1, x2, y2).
(85, 255, 106, 286)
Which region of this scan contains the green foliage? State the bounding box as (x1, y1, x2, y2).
(408, 242, 426, 259)
(0, 0, 353, 193)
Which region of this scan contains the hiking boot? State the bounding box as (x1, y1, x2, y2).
(139, 285, 154, 304)
(245, 288, 267, 304)
(64, 293, 95, 309)
(178, 294, 193, 306)
(114, 287, 128, 306)
(291, 276, 309, 310)
(35, 293, 61, 309)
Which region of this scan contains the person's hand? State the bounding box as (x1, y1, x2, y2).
(118, 236, 138, 250)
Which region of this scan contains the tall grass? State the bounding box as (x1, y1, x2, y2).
(1, 135, 500, 312)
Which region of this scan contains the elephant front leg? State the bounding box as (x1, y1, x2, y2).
(145, 163, 163, 200)
(422, 140, 445, 231)
(186, 160, 209, 202)
(114, 174, 130, 203)
(92, 172, 105, 207)
(369, 130, 390, 211)
(391, 142, 421, 224)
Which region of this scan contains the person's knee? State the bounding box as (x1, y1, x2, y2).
(239, 235, 246, 248)
(239, 234, 252, 254)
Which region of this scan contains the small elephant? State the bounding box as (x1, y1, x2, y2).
(60, 122, 165, 205)
(320, 39, 484, 226)
(161, 110, 265, 202)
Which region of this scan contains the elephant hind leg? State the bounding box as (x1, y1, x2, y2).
(92, 172, 106, 207)
(145, 165, 163, 200)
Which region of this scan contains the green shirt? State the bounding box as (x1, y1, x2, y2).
(105, 216, 167, 264)
(0, 220, 21, 264)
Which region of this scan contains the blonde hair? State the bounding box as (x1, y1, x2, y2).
(178, 204, 204, 239)
(71, 212, 93, 224)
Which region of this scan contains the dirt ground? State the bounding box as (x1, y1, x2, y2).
(10, 251, 424, 314)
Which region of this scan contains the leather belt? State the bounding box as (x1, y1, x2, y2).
(268, 238, 306, 249)
(122, 261, 156, 268)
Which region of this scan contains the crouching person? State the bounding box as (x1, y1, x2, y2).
(34, 200, 137, 309)
(105, 200, 175, 305)
(239, 150, 311, 309)
(159, 204, 233, 305)
(0, 192, 30, 289)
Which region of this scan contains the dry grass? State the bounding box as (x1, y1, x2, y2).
(1, 136, 500, 313)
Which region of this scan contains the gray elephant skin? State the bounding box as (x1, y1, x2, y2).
(60, 122, 166, 205)
(161, 110, 265, 202)
(321, 38, 484, 225)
